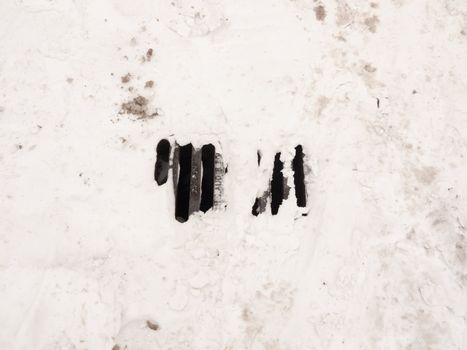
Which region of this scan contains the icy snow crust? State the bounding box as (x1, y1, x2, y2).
(0, 0, 466, 349)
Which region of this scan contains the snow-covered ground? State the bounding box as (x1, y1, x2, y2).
(1, 0, 466, 349)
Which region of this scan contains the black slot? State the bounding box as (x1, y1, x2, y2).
(175, 144, 192, 222)
(292, 145, 306, 207)
(200, 144, 215, 213)
(252, 150, 264, 216)
(271, 153, 284, 215)
(154, 139, 171, 185)
(252, 197, 260, 216)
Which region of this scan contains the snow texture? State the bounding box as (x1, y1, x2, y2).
(0, 0, 466, 349)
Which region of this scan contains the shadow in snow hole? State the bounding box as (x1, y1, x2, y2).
(154, 139, 170, 185)
(175, 143, 192, 223)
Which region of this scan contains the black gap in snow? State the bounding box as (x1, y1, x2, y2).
(252, 198, 260, 216)
(271, 152, 284, 215)
(154, 139, 171, 185)
(175, 144, 192, 223)
(292, 145, 306, 207)
(200, 144, 215, 213)
(252, 191, 268, 216)
(251, 150, 266, 216)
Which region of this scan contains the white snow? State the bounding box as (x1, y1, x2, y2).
(1, 0, 466, 349)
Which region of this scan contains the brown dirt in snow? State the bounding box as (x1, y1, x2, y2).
(146, 48, 153, 61)
(120, 95, 158, 119)
(364, 15, 379, 33)
(121, 73, 131, 83)
(314, 5, 326, 21)
(146, 320, 160, 331)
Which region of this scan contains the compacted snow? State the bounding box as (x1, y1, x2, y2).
(1, 0, 466, 349)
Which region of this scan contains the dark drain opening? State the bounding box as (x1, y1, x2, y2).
(252, 197, 260, 216)
(271, 152, 284, 215)
(292, 145, 306, 207)
(175, 144, 192, 222)
(252, 150, 267, 216)
(252, 192, 268, 216)
(155, 139, 171, 185)
(200, 144, 215, 213)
